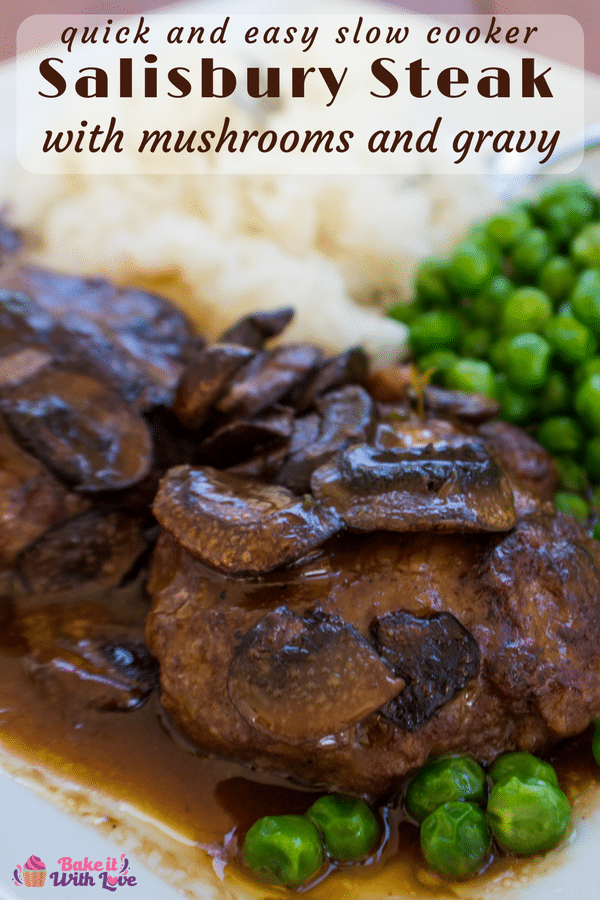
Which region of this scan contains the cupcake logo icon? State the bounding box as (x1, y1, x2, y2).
(13, 856, 47, 887)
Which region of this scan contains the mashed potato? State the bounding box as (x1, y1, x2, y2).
(4, 169, 499, 365)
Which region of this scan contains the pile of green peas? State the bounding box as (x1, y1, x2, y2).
(239, 751, 572, 888)
(241, 793, 380, 888)
(387, 178, 600, 531)
(405, 751, 571, 880)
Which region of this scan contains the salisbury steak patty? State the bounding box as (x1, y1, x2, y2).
(146, 503, 600, 799)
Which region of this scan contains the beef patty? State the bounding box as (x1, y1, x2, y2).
(147, 482, 600, 799)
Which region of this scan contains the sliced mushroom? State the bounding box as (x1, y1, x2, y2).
(223, 445, 290, 483)
(225, 412, 320, 482)
(287, 411, 322, 451)
(18, 510, 149, 597)
(316, 386, 377, 443)
(174, 343, 255, 430)
(101, 639, 160, 687)
(0, 289, 59, 358)
(311, 441, 516, 533)
(216, 344, 324, 420)
(56, 310, 177, 410)
(478, 419, 557, 501)
(199, 406, 294, 466)
(219, 307, 295, 350)
(373, 416, 468, 451)
(290, 346, 369, 412)
(370, 610, 480, 732)
(153, 465, 342, 574)
(2, 267, 194, 410)
(227, 606, 404, 743)
(0, 370, 153, 491)
(22, 610, 159, 711)
(275, 386, 376, 494)
(0, 418, 88, 565)
(421, 385, 501, 425)
(0, 348, 53, 389)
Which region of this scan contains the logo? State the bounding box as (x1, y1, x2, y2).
(14, 857, 46, 888)
(13, 854, 137, 891)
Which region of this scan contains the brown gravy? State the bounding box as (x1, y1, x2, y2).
(0, 573, 598, 900)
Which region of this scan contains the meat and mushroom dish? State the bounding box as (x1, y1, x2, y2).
(147, 380, 600, 799)
(1, 222, 600, 893)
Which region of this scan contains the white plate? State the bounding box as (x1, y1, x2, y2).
(0, 764, 186, 900)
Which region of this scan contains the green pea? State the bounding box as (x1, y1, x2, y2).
(534, 180, 597, 227)
(554, 491, 590, 524)
(420, 802, 491, 880)
(591, 483, 600, 512)
(387, 300, 422, 326)
(575, 374, 600, 434)
(415, 259, 452, 307)
(538, 256, 577, 303)
(572, 222, 600, 269)
(496, 376, 537, 425)
(489, 752, 559, 788)
(504, 333, 552, 392)
(543, 197, 597, 246)
(545, 314, 597, 368)
(570, 269, 600, 333)
(409, 310, 462, 356)
(584, 436, 600, 482)
(446, 241, 500, 296)
(487, 776, 571, 855)
(557, 301, 574, 317)
(554, 456, 589, 493)
(242, 815, 325, 888)
(574, 356, 600, 388)
(461, 328, 491, 358)
(510, 228, 554, 280)
(405, 755, 487, 824)
(488, 336, 512, 371)
(538, 370, 571, 416)
(445, 359, 498, 398)
(486, 205, 533, 250)
(306, 794, 379, 863)
(465, 224, 503, 260)
(536, 416, 585, 455)
(534, 178, 589, 207)
(469, 275, 514, 328)
(593, 720, 600, 765)
(464, 223, 490, 245)
(500, 286, 552, 336)
(418, 350, 459, 385)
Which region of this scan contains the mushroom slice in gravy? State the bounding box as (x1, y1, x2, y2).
(371, 610, 480, 732)
(218, 306, 295, 350)
(310, 440, 517, 533)
(227, 606, 405, 743)
(153, 465, 342, 575)
(0, 370, 153, 491)
(174, 343, 254, 430)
